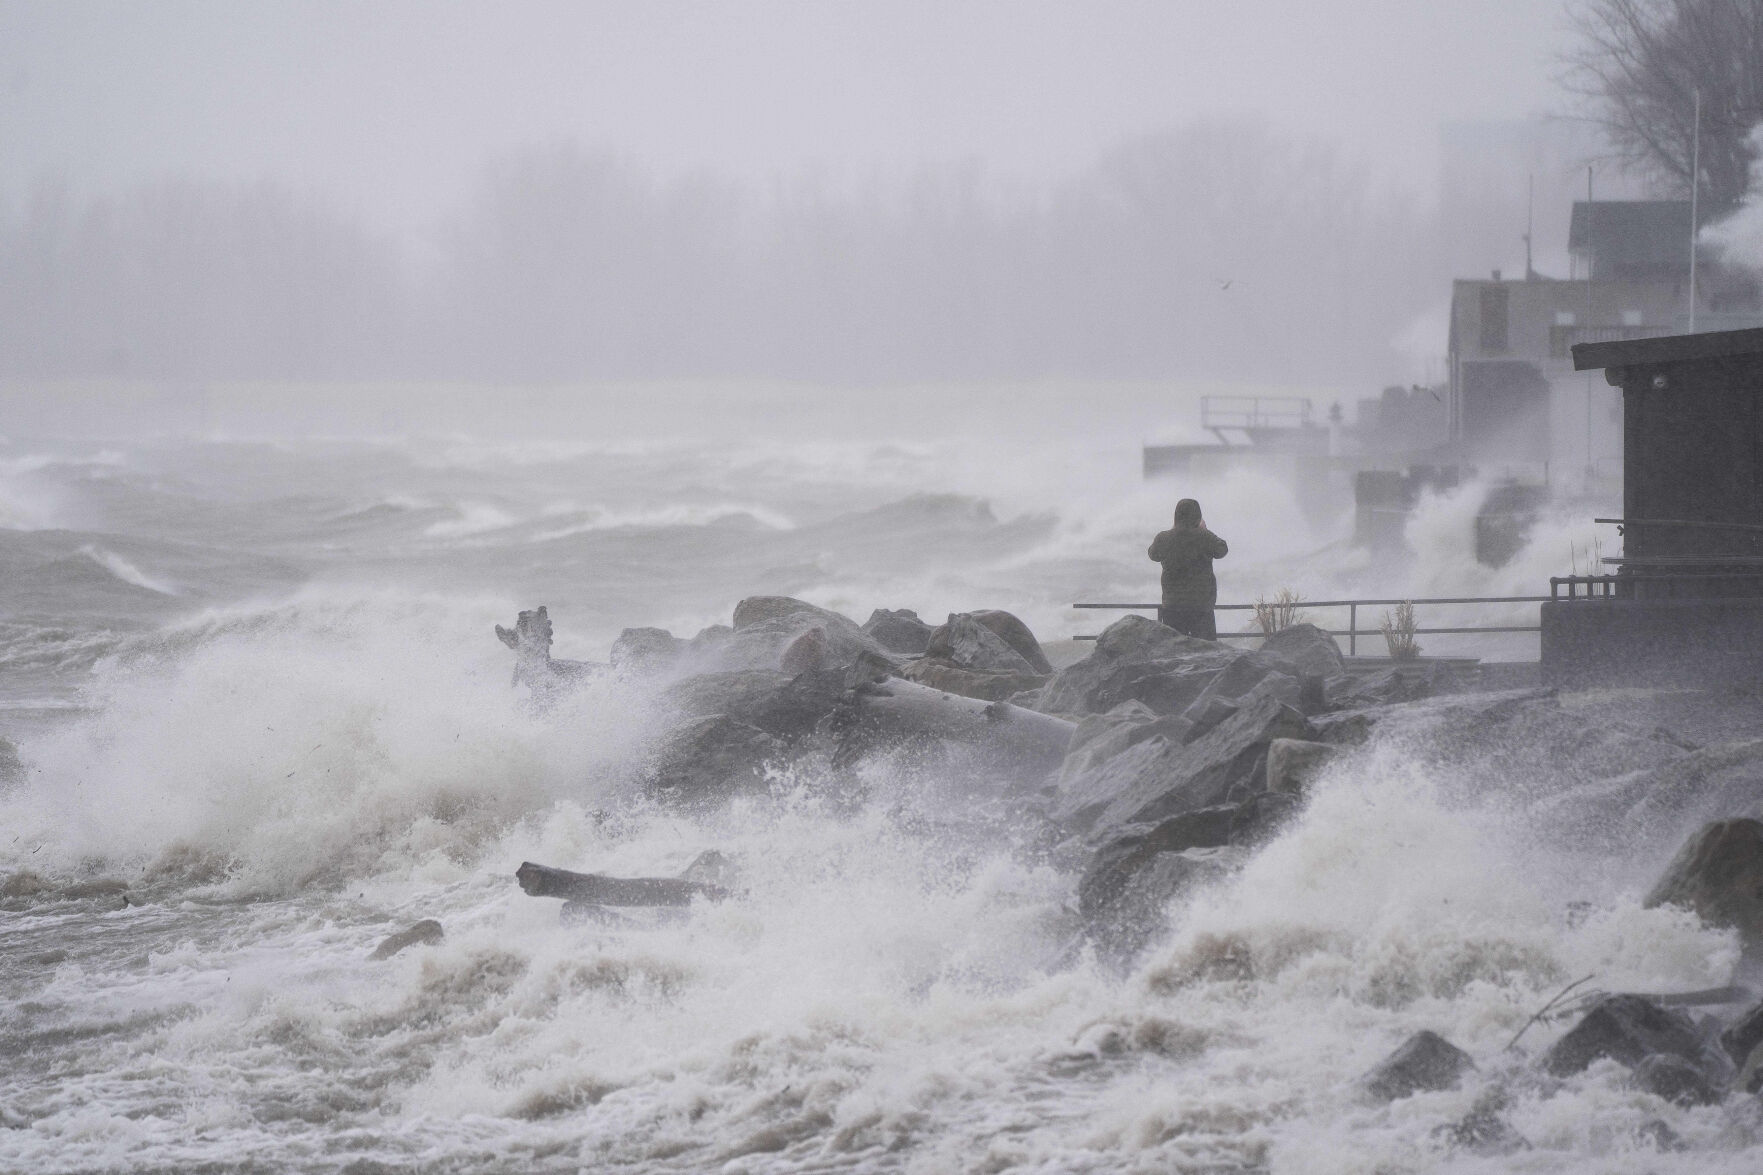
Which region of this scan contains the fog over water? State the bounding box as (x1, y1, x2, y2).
(3, 1, 1578, 386)
(12, 4, 1761, 1173)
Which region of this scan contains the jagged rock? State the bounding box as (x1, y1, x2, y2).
(663, 668, 848, 743)
(1180, 652, 1301, 717)
(1736, 1040, 1763, 1095)
(732, 596, 846, 630)
(716, 604, 888, 673)
(1619, 741, 1763, 847)
(1077, 793, 1297, 932)
(1540, 995, 1710, 1078)
(1259, 623, 1344, 679)
(689, 623, 733, 653)
(969, 610, 1054, 675)
(1326, 662, 1455, 708)
(646, 714, 783, 804)
(1056, 702, 1189, 789)
(779, 626, 829, 674)
(863, 608, 933, 655)
(370, 919, 443, 961)
(1361, 1030, 1476, 1101)
(1720, 1000, 1763, 1066)
(1266, 738, 1338, 795)
(1083, 846, 1244, 964)
(925, 613, 1037, 675)
(610, 626, 685, 671)
(1644, 819, 1763, 943)
(1038, 615, 1238, 717)
(1051, 681, 1314, 838)
(1630, 1054, 1721, 1106)
(899, 658, 1047, 702)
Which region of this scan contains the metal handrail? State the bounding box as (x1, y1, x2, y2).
(1072, 595, 1547, 655)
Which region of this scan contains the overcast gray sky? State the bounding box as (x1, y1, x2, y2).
(2, 0, 1574, 234)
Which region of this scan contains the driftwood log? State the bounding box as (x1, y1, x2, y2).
(515, 861, 729, 906)
(831, 677, 1075, 780)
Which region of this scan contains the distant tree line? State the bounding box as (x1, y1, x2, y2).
(0, 121, 1437, 386)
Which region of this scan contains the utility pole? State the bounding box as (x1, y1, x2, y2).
(1524, 174, 1535, 281)
(1690, 87, 1701, 332)
(1586, 167, 1596, 484)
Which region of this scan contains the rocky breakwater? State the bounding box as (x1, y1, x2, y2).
(1031, 616, 1346, 963)
(511, 596, 1078, 814)
(503, 596, 1763, 1112)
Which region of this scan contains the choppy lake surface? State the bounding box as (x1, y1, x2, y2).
(5, 383, 1752, 1173)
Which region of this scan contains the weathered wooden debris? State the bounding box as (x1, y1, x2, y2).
(827, 676, 1075, 780)
(516, 861, 730, 906)
(496, 606, 598, 696)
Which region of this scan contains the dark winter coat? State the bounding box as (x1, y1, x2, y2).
(1148, 526, 1228, 609)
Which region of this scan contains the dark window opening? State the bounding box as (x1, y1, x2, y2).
(1479, 285, 1509, 354)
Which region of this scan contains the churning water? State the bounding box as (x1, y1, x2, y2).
(2, 383, 1748, 1173)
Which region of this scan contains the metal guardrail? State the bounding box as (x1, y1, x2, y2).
(1199, 394, 1312, 432)
(1073, 595, 1547, 656)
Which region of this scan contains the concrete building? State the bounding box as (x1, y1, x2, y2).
(1447, 201, 1700, 481)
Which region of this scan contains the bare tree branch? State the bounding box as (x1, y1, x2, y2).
(1564, 0, 1763, 211)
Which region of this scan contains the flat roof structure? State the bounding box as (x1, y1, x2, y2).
(1573, 325, 1763, 375)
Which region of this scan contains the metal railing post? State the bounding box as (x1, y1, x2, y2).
(1349, 602, 1357, 656)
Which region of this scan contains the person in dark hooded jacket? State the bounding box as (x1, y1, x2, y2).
(1148, 498, 1228, 639)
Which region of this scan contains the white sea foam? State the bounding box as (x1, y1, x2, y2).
(77, 545, 181, 595)
(1, 421, 1755, 1172)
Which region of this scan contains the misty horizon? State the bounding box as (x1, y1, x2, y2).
(0, 0, 1621, 391)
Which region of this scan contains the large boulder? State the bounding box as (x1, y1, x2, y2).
(1258, 622, 1344, 679)
(924, 613, 1037, 675)
(662, 668, 848, 744)
(863, 608, 933, 655)
(901, 612, 1052, 702)
(1056, 702, 1190, 789)
(1076, 791, 1298, 945)
(968, 610, 1054, 675)
(1643, 819, 1763, 943)
(1266, 738, 1338, 795)
(715, 599, 890, 673)
(732, 596, 845, 630)
(1630, 1054, 1721, 1106)
(1617, 740, 1763, 848)
(1540, 995, 1712, 1079)
(1051, 681, 1314, 838)
(610, 626, 685, 672)
(1361, 1030, 1476, 1101)
(1082, 846, 1245, 966)
(1038, 615, 1238, 717)
(645, 714, 784, 806)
